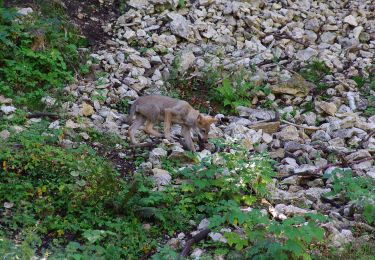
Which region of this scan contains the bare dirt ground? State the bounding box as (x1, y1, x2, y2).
(4, 0, 125, 47)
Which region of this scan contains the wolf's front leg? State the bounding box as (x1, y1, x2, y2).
(181, 125, 195, 152)
(163, 109, 173, 141)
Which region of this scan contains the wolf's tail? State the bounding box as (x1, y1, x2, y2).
(127, 99, 138, 124)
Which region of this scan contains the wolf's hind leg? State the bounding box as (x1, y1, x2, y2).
(128, 115, 146, 144)
(144, 120, 163, 137)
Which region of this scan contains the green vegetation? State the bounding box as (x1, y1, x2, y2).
(328, 242, 375, 260)
(353, 63, 375, 116)
(1, 1, 374, 258)
(0, 120, 151, 258)
(299, 60, 331, 97)
(0, 119, 329, 258)
(165, 57, 271, 114)
(0, 4, 87, 109)
(324, 169, 375, 225)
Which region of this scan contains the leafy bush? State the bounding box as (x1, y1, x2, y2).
(148, 139, 327, 259)
(0, 4, 86, 109)
(324, 169, 375, 225)
(165, 59, 270, 114)
(0, 121, 154, 258)
(214, 77, 252, 113)
(1, 121, 329, 258)
(298, 60, 331, 104)
(353, 63, 375, 116)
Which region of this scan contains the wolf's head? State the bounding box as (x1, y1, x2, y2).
(196, 114, 218, 142)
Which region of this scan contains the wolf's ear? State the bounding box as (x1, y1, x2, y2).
(197, 114, 203, 123)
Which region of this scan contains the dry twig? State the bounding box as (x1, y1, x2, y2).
(179, 229, 211, 259)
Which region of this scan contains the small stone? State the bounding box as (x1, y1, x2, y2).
(41, 96, 56, 107)
(168, 13, 191, 39)
(274, 204, 310, 217)
(332, 229, 354, 248)
(191, 248, 204, 260)
(149, 147, 168, 167)
(1, 105, 16, 115)
(345, 150, 371, 162)
(262, 133, 273, 143)
(128, 54, 151, 69)
(79, 132, 90, 140)
(17, 7, 33, 16)
(302, 112, 317, 126)
(320, 32, 336, 44)
(48, 120, 60, 129)
(65, 119, 80, 129)
(315, 101, 337, 116)
(177, 232, 185, 240)
(142, 223, 151, 230)
(296, 47, 318, 61)
(236, 107, 275, 120)
(198, 218, 210, 230)
(0, 96, 12, 104)
(167, 238, 180, 249)
(209, 232, 227, 243)
(283, 157, 298, 167)
(179, 51, 196, 72)
(152, 168, 171, 186)
(272, 74, 314, 97)
(344, 15, 358, 26)
(3, 202, 14, 209)
(269, 148, 285, 159)
(127, 0, 149, 9)
(305, 187, 331, 202)
(0, 130, 10, 140)
(199, 0, 214, 6)
(278, 126, 299, 141)
(312, 130, 331, 141)
(294, 165, 318, 174)
(81, 103, 94, 117)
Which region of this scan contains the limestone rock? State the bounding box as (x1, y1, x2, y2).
(315, 101, 337, 116)
(344, 15, 358, 26)
(1, 105, 16, 115)
(278, 125, 299, 141)
(272, 74, 314, 97)
(81, 103, 94, 117)
(152, 168, 172, 186)
(168, 13, 191, 39)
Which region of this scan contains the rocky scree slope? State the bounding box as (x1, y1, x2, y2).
(2, 0, 373, 256)
(67, 0, 374, 252)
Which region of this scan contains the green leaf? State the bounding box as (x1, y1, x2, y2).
(70, 171, 79, 177)
(224, 232, 248, 250)
(82, 230, 106, 243)
(364, 204, 375, 224)
(76, 179, 86, 187)
(284, 239, 304, 256)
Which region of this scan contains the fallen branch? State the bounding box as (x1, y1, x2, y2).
(348, 221, 375, 233)
(276, 171, 323, 181)
(178, 229, 211, 259)
(128, 140, 162, 149)
(273, 32, 309, 48)
(278, 155, 375, 181)
(280, 119, 321, 131)
(313, 156, 375, 174)
(320, 195, 342, 208)
(359, 130, 375, 148)
(26, 112, 60, 119)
